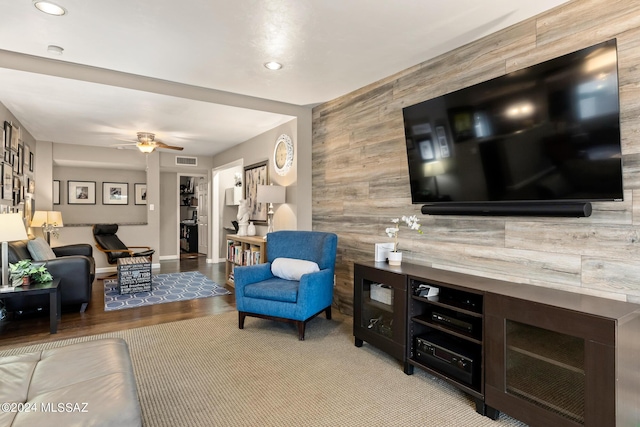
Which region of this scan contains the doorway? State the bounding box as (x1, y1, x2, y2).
(178, 174, 207, 259)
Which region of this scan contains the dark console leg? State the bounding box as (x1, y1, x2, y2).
(485, 405, 500, 420)
(403, 362, 414, 375)
(354, 337, 363, 347)
(474, 399, 500, 419)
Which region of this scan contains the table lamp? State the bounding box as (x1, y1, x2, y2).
(0, 213, 28, 289)
(31, 210, 64, 244)
(257, 184, 286, 234)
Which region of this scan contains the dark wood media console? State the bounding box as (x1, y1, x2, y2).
(353, 261, 640, 426)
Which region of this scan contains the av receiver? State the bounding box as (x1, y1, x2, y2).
(414, 334, 477, 386)
(431, 312, 474, 333)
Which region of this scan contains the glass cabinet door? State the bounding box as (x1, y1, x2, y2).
(361, 280, 397, 339)
(506, 320, 585, 424)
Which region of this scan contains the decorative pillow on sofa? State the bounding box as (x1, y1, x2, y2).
(27, 237, 57, 261)
(271, 258, 320, 281)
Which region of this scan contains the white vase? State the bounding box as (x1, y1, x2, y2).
(247, 222, 256, 236)
(388, 251, 402, 266)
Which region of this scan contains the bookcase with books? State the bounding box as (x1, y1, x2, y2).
(225, 234, 267, 286)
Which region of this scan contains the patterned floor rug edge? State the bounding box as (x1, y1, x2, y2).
(104, 271, 231, 311)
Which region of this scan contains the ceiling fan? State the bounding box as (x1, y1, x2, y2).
(115, 132, 184, 153)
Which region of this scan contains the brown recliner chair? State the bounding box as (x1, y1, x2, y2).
(92, 224, 154, 265)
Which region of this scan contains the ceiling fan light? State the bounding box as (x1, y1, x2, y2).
(137, 143, 155, 154)
(34, 1, 67, 16)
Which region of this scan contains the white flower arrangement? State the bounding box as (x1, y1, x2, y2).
(385, 215, 423, 252)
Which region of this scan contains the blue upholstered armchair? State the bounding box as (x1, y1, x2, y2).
(234, 230, 338, 340)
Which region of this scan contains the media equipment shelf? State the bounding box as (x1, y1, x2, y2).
(353, 261, 640, 425)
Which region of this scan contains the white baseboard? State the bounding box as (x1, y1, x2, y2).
(159, 255, 179, 260)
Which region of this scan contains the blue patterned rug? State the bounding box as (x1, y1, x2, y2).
(104, 271, 231, 311)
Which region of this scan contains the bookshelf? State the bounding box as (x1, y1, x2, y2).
(225, 234, 267, 287)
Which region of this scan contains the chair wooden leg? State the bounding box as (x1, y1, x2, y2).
(325, 306, 332, 320)
(297, 321, 305, 341)
(238, 311, 246, 329)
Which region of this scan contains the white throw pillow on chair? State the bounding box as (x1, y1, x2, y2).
(271, 258, 320, 281)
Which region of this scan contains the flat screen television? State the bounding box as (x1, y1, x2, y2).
(402, 39, 623, 215)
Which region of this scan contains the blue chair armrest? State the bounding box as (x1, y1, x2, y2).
(234, 263, 274, 294)
(297, 268, 334, 316)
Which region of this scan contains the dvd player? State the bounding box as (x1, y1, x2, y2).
(431, 312, 474, 333)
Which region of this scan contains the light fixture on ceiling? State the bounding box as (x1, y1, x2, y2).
(33, 1, 67, 16)
(137, 144, 155, 154)
(264, 61, 283, 71)
(47, 45, 64, 55)
(136, 132, 156, 153)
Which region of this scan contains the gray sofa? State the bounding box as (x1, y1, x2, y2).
(0, 338, 142, 427)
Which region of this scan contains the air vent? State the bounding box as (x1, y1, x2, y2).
(175, 156, 197, 166)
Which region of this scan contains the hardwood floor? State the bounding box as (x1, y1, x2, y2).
(0, 257, 236, 351)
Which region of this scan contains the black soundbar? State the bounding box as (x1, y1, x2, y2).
(421, 201, 592, 217)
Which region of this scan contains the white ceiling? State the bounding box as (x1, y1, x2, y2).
(0, 0, 569, 157)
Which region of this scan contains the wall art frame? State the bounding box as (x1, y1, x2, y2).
(3, 122, 11, 150)
(244, 160, 268, 224)
(103, 181, 128, 205)
(134, 183, 147, 205)
(68, 180, 96, 204)
(1, 163, 11, 201)
(53, 180, 60, 205)
(10, 125, 19, 151)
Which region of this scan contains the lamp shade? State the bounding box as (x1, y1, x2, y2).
(31, 211, 64, 227)
(257, 185, 286, 204)
(0, 213, 28, 242)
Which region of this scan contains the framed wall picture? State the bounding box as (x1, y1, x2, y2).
(1, 163, 11, 201)
(53, 180, 60, 205)
(244, 160, 268, 224)
(68, 180, 96, 204)
(23, 144, 31, 172)
(16, 143, 23, 175)
(103, 182, 128, 205)
(134, 183, 147, 205)
(10, 125, 19, 151)
(3, 122, 11, 150)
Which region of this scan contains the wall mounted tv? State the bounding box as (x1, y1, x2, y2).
(402, 39, 623, 217)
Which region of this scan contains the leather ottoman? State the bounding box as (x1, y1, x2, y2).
(0, 338, 141, 426)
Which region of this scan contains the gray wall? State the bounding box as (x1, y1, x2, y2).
(52, 166, 147, 224)
(313, 0, 640, 314)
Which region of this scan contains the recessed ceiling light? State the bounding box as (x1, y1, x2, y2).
(47, 45, 64, 55)
(34, 1, 67, 16)
(264, 61, 283, 71)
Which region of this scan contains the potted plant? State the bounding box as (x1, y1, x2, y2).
(9, 260, 53, 287)
(385, 215, 423, 266)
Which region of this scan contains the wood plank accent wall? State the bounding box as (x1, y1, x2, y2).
(312, 0, 640, 315)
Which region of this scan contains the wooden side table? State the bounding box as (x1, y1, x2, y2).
(0, 278, 61, 334)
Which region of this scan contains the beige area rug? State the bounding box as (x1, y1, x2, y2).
(0, 312, 527, 427)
